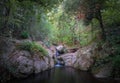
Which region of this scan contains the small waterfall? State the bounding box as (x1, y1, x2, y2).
(55, 48, 65, 67)
(55, 58, 64, 67)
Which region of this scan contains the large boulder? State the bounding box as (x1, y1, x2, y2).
(57, 42, 113, 72)
(73, 45, 95, 71)
(0, 39, 54, 79)
(34, 59, 48, 73)
(58, 43, 96, 71)
(15, 55, 34, 77)
(58, 53, 77, 66)
(5, 50, 54, 78)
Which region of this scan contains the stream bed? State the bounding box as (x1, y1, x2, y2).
(7, 67, 120, 83)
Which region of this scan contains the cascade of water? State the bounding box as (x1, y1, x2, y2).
(55, 58, 65, 67)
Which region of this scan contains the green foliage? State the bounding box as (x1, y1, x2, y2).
(103, 0, 120, 27)
(32, 12, 52, 41)
(63, 0, 81, 13)
(93, 56, 112, 68)
(18, 0, 63, 9)
(110, 38, 120, 78)
(17, 41, 48, 56)
(48, 10, 100, 46)
(113, 55, 120, 68)
(0, 0, 103, 45)
(14, 0, 59, 41)
(20, 31, 29, 39)
(51, 13, 77, 45)
(111, 55, 120, 78)
(17, 41, 31, 51)
(0, 0, 62, 41)
(91, 55, 113, 75)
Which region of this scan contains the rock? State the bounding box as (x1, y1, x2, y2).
(56, 45, 64, 52)
(94, 63, 113, 78)
(58, 53, 77, 66)
(46, 48, 54, 58)
(6, 51, 34, 78)
(16, 56, 33, 77)
(0, 38, 15, 60)
(0, 38, 16, 82)
(73, 47, 94, 71)
(11, 51, 54, 77)
(0, 39, 55, 78)
(67, 47, 79, 53)
(0, 65, 13, 83)
(49, 58, 54, 68)
(34, 59, 48, 73)
(6, 50, 54, 77)
(57, 44, 95, 70)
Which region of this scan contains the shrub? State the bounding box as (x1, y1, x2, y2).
(91, 55, 112, 74)
(113, 55, 120, 68)
(17, 41, 48, 56)
(111, 55, 120, 78)
(20, 31, 29, 39)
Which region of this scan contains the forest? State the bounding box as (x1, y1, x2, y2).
(0, 0, 120, 83)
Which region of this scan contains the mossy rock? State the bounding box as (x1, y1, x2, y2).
(16, 41, 48, 57)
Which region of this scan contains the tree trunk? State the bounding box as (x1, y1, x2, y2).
(0, 0, 11, 37)
(97, 10, 106, 41)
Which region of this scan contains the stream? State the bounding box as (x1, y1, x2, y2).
(7, 67, 120, 83)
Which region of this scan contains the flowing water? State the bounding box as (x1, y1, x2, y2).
(7, 67, 120, 83)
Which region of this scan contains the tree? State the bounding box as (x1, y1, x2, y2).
(0, 0, 11, 36)
(0, 0, 63, 41)
(63, 0, 107, 40)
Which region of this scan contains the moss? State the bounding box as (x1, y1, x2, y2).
(16, 41, 48, 57)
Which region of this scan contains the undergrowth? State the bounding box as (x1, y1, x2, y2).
(16, 41, 48, 57)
